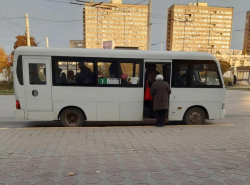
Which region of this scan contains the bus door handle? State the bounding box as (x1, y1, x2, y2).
(32, 90, 38, 97)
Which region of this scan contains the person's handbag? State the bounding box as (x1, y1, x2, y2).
(144, 81, 153, 101)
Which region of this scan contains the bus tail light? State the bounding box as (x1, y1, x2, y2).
(16, 100, 21, 109)
(222, 103, 225, 109)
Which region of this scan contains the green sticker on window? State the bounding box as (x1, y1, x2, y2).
(98, 78, 107, 84)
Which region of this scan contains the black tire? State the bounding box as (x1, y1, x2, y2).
(184, 107, 206, 125)
(60, 108, 85, 127)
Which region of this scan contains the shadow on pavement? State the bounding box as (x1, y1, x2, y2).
(0, 119, 216, 128)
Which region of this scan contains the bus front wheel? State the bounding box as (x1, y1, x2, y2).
(184, 107, 205, 125)
(60, 108, 85, 127)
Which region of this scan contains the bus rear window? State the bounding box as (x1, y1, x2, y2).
(16, 55, 23, 85)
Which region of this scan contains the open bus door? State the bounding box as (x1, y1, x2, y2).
(143, 61, 171, 119)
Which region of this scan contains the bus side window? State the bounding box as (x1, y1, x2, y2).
(172, 63, 188, 86)
(97, 60, 141, 85)
(29, 64, 46, 85)
(53, 58, 94, 85)
(120, 62, 140, 85)
(191, 62, 221, 86)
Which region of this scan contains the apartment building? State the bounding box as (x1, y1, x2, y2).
(83, 0, 148, 50)
(167, 2, 233, 52)
(243, 11, 250, 54)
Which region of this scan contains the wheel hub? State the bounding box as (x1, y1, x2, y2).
(66, 113, 79, 126)
(189, 112, 201, 124)
(70, 116, 76, 121)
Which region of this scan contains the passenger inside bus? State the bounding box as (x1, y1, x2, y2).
(76, 62, 94, 85)
(98, 71, 104, 78)
(121, 73, 132, 85)
(145, 64, 160, 88)
(55, 67, 62, 84)
(173, 64, 185, 85)
(144, 64, 160, 118)
(109, 62, 122, 78)
(67, 70, 75, 84)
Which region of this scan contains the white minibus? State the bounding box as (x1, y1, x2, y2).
(13, 47, 226, 126)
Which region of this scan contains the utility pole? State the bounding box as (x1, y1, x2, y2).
(46, 37, 49, 47)
(25, 13, 31, 47)
(147, 0, 152, 50)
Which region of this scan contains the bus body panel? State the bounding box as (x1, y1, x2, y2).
(221, 109, 226, 118)
(97, 102, 120, 121)
(53, 101, 143, 121)
(52, 87, 143, 102)
(120, 101, 143, 121)
(14, 109, 25, 119)
(169, 88, 226, 121)
(13, 57, 27, 119)
(27, 111, 54, 120)
(52, 87, 144, 121)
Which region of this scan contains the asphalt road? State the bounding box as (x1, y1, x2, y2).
(0, 90, 249, 127)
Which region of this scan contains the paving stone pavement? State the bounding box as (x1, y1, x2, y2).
(0, 118, 249, 184)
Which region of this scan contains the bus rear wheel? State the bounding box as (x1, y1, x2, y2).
(184, 107, 205, 125)
(60, 108, 85, 127)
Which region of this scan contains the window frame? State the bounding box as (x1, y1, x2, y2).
(172, 60, 223, 88)
(52, 56, 144, 88)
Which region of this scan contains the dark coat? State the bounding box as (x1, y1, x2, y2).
(145, 69, 160, 88)
(150, 81, 171, 110)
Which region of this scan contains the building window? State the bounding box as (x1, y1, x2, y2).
(231, 61, 235, 67)
(237, 72, 249, 80)
(240, 59, 244, 66)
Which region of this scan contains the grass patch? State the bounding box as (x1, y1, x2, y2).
(0, 89, 14, 94)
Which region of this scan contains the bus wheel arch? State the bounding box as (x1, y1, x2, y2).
(58, 106, 87, 127)
(183, 106, 209, 125)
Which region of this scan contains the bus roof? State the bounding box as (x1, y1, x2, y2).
(14, 47, 217, 62)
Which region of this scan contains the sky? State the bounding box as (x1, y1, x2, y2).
(0, 0, 249, 55)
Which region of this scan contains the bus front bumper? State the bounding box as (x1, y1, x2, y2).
(221, 109, 226, 119)
(14, 109, 25, 119)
